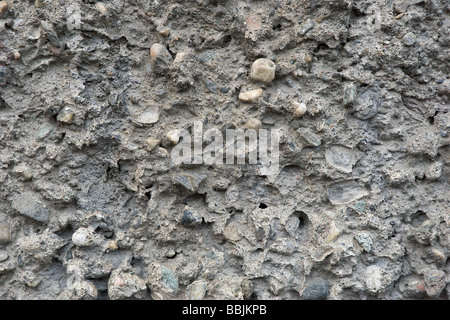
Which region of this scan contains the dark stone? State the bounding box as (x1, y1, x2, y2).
(11, 192, 50, 224)
(181, 210, 202, 226)
(302, 279, 330, 300)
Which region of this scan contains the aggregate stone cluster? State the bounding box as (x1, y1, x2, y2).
(0, 0, 449, 300)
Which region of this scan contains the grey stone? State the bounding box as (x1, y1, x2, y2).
(302, 279, 330, 300)
(173, 172, 207, 192)
(298, 128, 321, 147)
(11, 193, 50, 223)
(299, 18, 315, 36)
(161, 266, 179, 294)
(186, 280, 208, 300)
(355, 232, 373, 252)
(343, 83, 357, 106)
(0, 223, 11, 245)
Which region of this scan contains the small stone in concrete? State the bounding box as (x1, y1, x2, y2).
(180, 210, 202, 227)
(0, 223, 11, 245)
(424, 269, 446, 298)
(299, 18, 315, 36)
(355, 232, 373, 252)
(246, 118, 262, 130)
(95, 2, 108, 15)
(402, 32, 416, 46)
(302, 278, 330, 300)
(292, 101, 307, 117)
(11, 193, 50, 223)
(173, 172, 207, 192)
(0, 250, 8, 262)
(343, 83, 357, 106)
(186, 280, 208, 300)
(425, 162, 443, 180)
(0, 1, 8, 15)
(298, 128, 321, 147)
(136, 107, 159, 125)
(57, 108, 75, 124)
(239, 88, 264, 103)
(145, 137, 160, 151)
(250, 58, 275, 83)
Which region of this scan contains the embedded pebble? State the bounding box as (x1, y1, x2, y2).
(327, 180, 368, 205)
(72, 228, 99, 247)
(150, 43, 173, 73)
(292, 101, 307, 117)
(94, 2, 108, 15)
(250, 58, 276, 83)
(173, 172, 207, 192)
(325, 145, 356, 173)
(423, 269, 446, 298)
(301, 279, 330, 300)
(186, 280, 208, 300)
(246, 118, 262, 130)
(402, 32, 416, 46)
(180, 210, 202, 227)
(0, 250, 8, 262)
(355, 232, 373, 252)
(298, 128, 321, 147)
(299, 18, 315, 36)
(145, 137, 160, 151)
(425, 162, 443, 180)
(0, 1, 8, 15)
(136, 107, 160, 125)
(0, 223, 11, 245)
(108, 269, 147, 300)
(343, 83, 357, 106)
(238, 88, 264, 103)
(11, 193, 50, 223)
(166, 129, 181, 144)
(57, 109, 75, 124)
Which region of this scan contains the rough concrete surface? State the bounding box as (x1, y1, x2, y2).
(0, 0, 449, 300)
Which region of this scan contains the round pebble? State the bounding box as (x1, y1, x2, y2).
(250, 58, 276, 83)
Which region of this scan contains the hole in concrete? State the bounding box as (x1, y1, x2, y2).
(259, 203, 268, 209)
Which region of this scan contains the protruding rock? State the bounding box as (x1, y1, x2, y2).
(327, 180, 368, 205)
(72, 228, 100, 247)
(108, 269, 147, 300)
(298, 128, 321, 147)
(173, 172, 207, 192)
(136, 107, 159, 125)
(325, 145, 356, 173)
(57, 108, 75, 124)
(250, 58, 275, 83)
(246, 118, 262, 130)
(0, 223, 11, 245)
(343, 83, 357, 106)
(423, 269, 446, 298)
(0, 1, 8, 15)
(150, 43, 173, 74)
(355, 232, 373, 252)
(239, 88, 263, 103)
(94, 2, 108, 15)
(302, 279, 329, 300)
(186, 280, 208, 300)
(11, 192, 50, 224)
(292, 101, 307, 117)
(145, 137, 160, 151)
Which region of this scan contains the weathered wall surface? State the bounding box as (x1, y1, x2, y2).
(0, 0, 449, 300)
